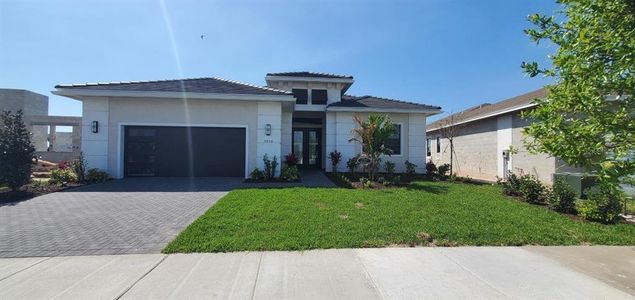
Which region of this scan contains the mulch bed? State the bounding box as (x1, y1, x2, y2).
(0, 183, 82, 205)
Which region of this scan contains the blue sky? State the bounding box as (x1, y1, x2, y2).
(0, 0, 558, 121)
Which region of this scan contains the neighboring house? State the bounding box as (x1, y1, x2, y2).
(426, 88, 581, 184)
(53, 72, 441, 178)
(0, 88, 81, 162)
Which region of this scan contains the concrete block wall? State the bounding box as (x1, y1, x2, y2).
(429, 117, 498, 181)
(0, 89, 48, 116)
(512, 114, 562, 184)
(427, 111, 583, 184)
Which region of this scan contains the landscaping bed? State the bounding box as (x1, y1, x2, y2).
(0, 181, 82, 204)
(163, 181, 635, 253)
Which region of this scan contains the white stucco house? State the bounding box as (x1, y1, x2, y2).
(53, 72, 441, 178)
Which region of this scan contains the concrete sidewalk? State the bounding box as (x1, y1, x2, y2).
(0, 247, 633, 299)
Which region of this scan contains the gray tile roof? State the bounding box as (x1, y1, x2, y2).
(55, 77, 291, 96)
(328, 95, 441, 111)
(266, 71, 353, 79)
(427, 88, 547, 131)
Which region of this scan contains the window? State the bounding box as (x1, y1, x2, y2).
(292, 89, 308, 104)
(426, 138, 431, 156)
(311, 89, 328, 105)
(436, 136, 441, 153)
(386, 124, 401, 155)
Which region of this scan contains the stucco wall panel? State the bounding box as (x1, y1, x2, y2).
(107, 97, 259, 178)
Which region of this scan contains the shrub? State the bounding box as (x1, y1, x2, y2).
(578, 184, 624, 224)
(263, 154, 278, 180)
(499, 173, 548, 204)
(359, 177, 373, 189)
(58, 161, 71, 170)
(425, 161, 438, 176)
(437, 164, 450, 180)
(384, 161, 395, 175)
(250, 168, 265, 181)
(49, 168, 77, 185)
(405, 160, 417, 175)
(329, 150, 342, 172)
(0, 110, 35, 191)
(518, 175, 548, 204)
(549, 178, 577, 214)
(86, 168, 109, 183)
(280, 165, 300, 181)
(500, 173, 522, 196)
(328, 172, 353, 188)
(72, 152, 87, 183)
(28, 179, 52, 194)
(347, 155, 360, 173)
(284, 153, 298, 166)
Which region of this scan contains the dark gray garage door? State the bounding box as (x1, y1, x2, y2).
(124, 126, 246, 177)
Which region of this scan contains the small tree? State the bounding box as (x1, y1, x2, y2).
(0, 110, 35, 191)
(522, 0, 635, 190)
(329, 150, 342, 172)
(349, 114, 396, 181)
(72, 152, 87, 183)
(437, 112, 466, 176)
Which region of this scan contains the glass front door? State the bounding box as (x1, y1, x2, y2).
(292, 129, 321, 168)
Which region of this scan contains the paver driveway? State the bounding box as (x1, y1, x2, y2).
(0, 178, 243, 258)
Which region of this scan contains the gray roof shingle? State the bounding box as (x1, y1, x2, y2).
(55, 77, 291, 96)
(427, 88, 546, 131)
(328, 95, 441, 111)
(266, 71, 353, 79)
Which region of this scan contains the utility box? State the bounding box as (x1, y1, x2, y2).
(552, 173, 598, 199)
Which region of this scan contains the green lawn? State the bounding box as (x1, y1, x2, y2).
(163, 181, 635, 253)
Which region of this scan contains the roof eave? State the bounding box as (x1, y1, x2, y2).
(426, 103, 537, 132)
(326, 106, 442, 115)
(52, 88, 296, 102)
(265, 75, 354, 84)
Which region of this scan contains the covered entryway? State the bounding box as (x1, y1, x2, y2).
(124, 126, 246, 177)
(292, 111, 325, 169)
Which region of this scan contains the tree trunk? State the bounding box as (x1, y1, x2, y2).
(450, 139, 454, 176)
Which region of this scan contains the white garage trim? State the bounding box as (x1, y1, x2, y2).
(116, 122, 249, 179)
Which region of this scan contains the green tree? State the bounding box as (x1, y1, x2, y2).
(349, 113, 397, 181)
(0, 110, 35, 191)
(522, 0, 635, 189)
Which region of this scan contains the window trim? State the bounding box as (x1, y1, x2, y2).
(386, 123, 403, 156)
(426, 138, 431, 156)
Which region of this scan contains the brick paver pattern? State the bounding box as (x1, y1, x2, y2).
(0, 178, 240, 258)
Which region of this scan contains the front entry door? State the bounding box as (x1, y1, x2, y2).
(292, 129, 321, 168)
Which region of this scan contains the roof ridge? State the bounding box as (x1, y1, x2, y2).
(210, 76, 290, 94)
(56, 77, 213, 88)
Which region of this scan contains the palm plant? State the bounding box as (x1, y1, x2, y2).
(349, 113, 396, 181)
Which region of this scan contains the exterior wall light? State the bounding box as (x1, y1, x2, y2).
(265, 124, 272, 136)
(91, 121, 99, 133)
